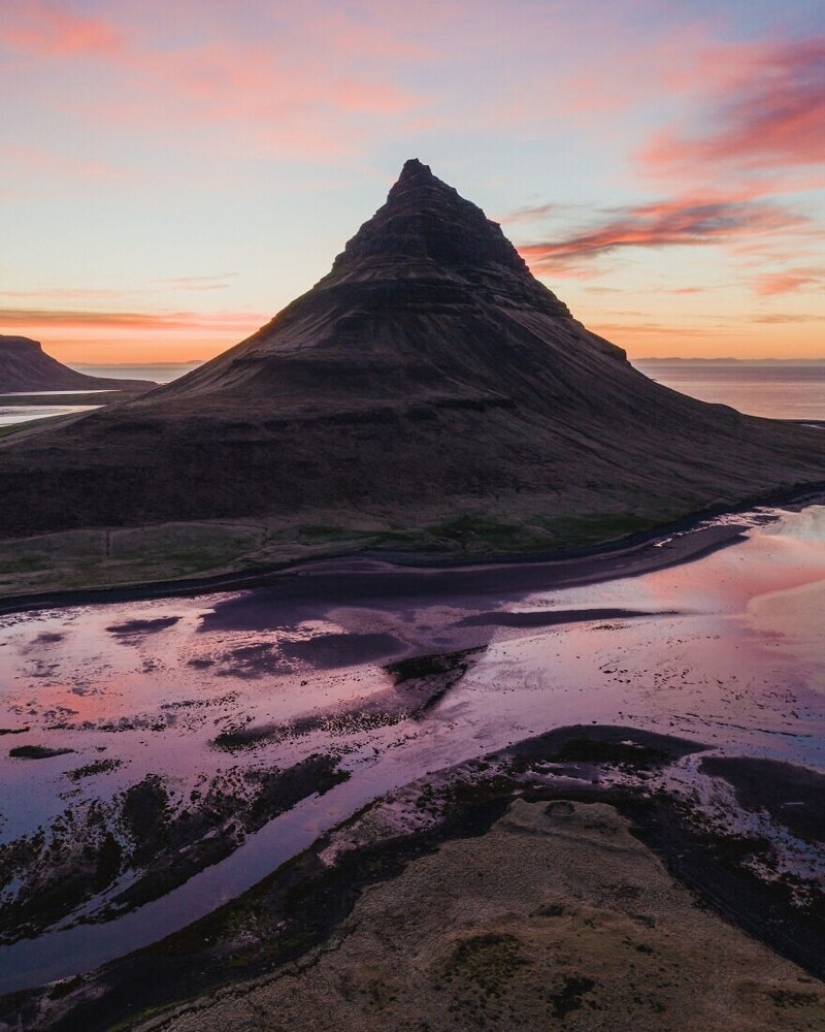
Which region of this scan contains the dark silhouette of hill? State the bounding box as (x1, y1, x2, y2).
(0, 336, 157, 393)
(1, 160, 824, 546)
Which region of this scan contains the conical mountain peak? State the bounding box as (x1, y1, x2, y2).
(321, 161, 570, 315)
(3, 161, 823, 552)
(393, 157, 437, 187)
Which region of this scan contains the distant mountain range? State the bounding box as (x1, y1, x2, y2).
(0, 336, 158, 393)
(635, 357, 825, 365)
(1, 159, 824, 549)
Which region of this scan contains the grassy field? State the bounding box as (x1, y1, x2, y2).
(0, 499, 673, 599)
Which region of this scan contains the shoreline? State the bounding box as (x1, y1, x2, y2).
(0, 520, 745, 618)
(0, 482, 822, 618)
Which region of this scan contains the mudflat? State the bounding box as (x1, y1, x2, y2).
(2, 503, 825, 1029)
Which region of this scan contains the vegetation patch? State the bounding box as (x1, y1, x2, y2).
(549, 974, 598, 1019)
(441, 932, 530, 995)
(9, 745, 75, 760)
(0, 755, 349, 946)
(66, 759, 122, 781)
(105, 616, 181, 636)
(385, 646, 483, 686)
(545, 737, 669, 770)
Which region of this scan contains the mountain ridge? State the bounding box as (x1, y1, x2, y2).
(0, 336, 157, 393)
(0, 161, 824, 555)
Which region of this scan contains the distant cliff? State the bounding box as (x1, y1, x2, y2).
(0, 337, 157, 393)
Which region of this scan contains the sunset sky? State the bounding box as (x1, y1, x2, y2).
(2, 0, 823, 364)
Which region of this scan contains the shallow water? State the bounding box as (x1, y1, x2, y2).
(1, 503, 825, 990)
(0, 404, 100, 427)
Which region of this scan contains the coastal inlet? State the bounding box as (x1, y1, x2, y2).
(1, 502, 825, 993)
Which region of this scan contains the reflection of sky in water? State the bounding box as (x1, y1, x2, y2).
(1, 504, 824, 839)
(2, 504, 825, 987)
(0, 404, 99, 427)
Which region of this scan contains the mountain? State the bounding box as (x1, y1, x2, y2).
(0, 336, 157, 393)
(0, 159, 824, 548)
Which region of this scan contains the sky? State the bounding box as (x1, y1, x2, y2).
(1, 0, 824, 364)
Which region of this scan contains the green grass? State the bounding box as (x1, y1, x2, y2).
(0, 504, 671, 598)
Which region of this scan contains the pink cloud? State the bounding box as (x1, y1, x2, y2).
(1, 4, 428, 166)
(754, 268, 824, 296)
(516, 197, 804, 270)
(0, 1, 124, 57)
(0, 144, 129, 182)
(3, 4, 425, 154)
(642, 35, 825, 178)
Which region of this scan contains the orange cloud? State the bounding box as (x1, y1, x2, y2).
(752, 313, 825, 324)
(0, 308, 265, 332)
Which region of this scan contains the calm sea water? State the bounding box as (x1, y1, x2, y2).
(70, 361, 202, 384)
(67, 359, 825, 422)
(633, 360, 825, 421)
(2, 360, 823, 427)
(0, 365, 199, 428)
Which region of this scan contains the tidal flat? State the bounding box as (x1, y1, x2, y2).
(1, 502, 825, 1028)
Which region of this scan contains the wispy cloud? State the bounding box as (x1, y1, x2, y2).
(516, 197, 804, 269)
(0, 1, 125, 57)
(151, 274, 237, 292)
(0, 275, 238, 301)
(0, 144, 130, 184)
(641, 35, 825, 182)
(503, 203, 560, 224)
(1, 3, 426, 160)
(0, 287, 136, 302)
(752, 313, 825, 324)
(0, 308, 265, 331)
(754, 268, 824, 296)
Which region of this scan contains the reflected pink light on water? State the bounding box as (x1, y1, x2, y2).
(2, 504, 825, 988)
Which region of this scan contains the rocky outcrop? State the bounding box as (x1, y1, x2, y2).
(0, 161, 823, 543)
(0, 336, 157, 393)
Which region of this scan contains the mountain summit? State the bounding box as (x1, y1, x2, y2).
(1, 162, 824, 554)
(319, 159, 568, 315)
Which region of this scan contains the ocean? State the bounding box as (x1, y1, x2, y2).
(2, 359, 824, 428)
(632, 359, 825, 421)
(80, 358, 825, 422)
(70, 361, 203, 385)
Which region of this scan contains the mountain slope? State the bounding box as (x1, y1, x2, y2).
(0, 160, 823, 547)
(0, 336, 157, 393)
